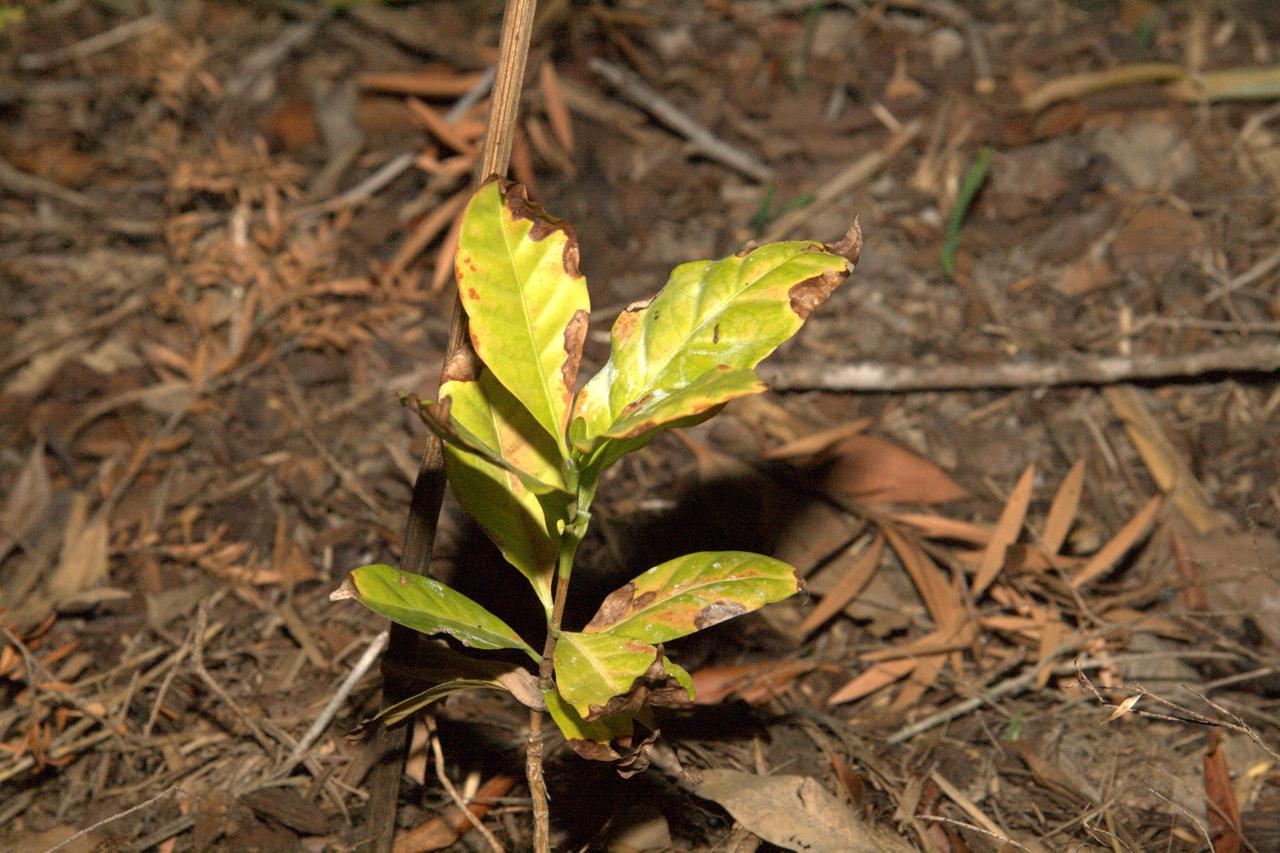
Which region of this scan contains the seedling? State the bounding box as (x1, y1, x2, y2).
(331, 178, 859, 846)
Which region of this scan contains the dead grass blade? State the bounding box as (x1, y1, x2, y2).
(972, 464, 1035, 596)
(828, 659, 916, 705)
(890, 653, 945, 710)
(860, 620, 979, 662)
(1040, 458, 1085, 556)
(797, 534, 884, 639)
(1070, 496, 1163, 590)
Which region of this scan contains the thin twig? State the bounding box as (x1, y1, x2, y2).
(277, 631, 388, 779)
(428, 717, 506, 853)
(190, 604, 276, 757)
(764, 341, 1280, 392)
(588, 57, 775, 182)
(38, 784, 184, 853)
(18, 12, 165, 70)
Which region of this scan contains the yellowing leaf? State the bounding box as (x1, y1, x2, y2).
(574, 234, 857, 464)
(455, 179, 589, 453)
(553, 631, 693, 720)
(441, 371, 568, 610)
(332, 564, 537, 660)
(584, 551, 800, 644)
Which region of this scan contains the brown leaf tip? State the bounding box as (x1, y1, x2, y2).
(441, 350, 478, 384)
(788, 268, 847, 320)
(561, 309, 589, 391)
(329, 577, 357, 602)
(499, 179, 582, 278)
(827, 217, 862, 265)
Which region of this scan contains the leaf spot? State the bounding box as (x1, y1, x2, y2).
(787, 269, 846, 320)
(561, 309, 589, 391)
(713, 323, 720, 344)
(694, 600, 748, 630)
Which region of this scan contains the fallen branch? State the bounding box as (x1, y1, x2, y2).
(762, 342, 1280, 392)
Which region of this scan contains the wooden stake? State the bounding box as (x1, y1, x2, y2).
(362, 3, 538, 851)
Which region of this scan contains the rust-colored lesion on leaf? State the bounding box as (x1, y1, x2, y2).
(584, 583, 637, 632)
(788, 268, 848, 320)
(610, 297, 653, 344)
(561, 308, 589, 391)
(498, 177, 583, 277)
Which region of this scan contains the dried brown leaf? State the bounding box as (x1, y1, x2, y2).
(539, 60, 574, 154)
(1041, 458, 1085, 556)
(690, 659, 822, 705)
(761, 417, 873, 461)
(891, 512, 991, 546)
(49, 495, 109, 601)
(1, 442, 51, 559)
(819, 434, 967, 505)
(972, 464, 1035, 596)
(828, 659, 916, 705)
(798, 535, 884, 638)
(359, 69, 486, 98)
(1203, 732, 1244, 853)
(881, 523, 962, 627)
(1070, 496, 1163, 590)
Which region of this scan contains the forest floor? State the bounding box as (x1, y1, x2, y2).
(3, 1, 1280, 851)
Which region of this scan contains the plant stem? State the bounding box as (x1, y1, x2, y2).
(527, 500, 587, 853)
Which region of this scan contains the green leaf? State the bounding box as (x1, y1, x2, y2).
(542, 686, 633, 747)
(456, 179, 590, 454)
(573, 233, 857, 457)
(358, 679, 503, 731)
(553, 631, 693, 720)
(333, 564, 538, 661)
(441, 372, 569, 610)
(584, 551, 801, 644)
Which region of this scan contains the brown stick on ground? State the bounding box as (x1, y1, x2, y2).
(360, 3, 538, 852)
(761, 342, 1280, 392)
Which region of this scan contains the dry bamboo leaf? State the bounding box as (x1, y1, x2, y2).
(1035, 618, 1068, 688)
(973, 464, 1035, 596)
(890, 512, 991, 545)
(861, 620, 979, 662)
(890, 653, 944, 711)
(1041, 458, 1085, 556)
(358, 69, 487, 98)
(690, 659, 823, 705)
(383, 189, 470, 283)
(431, 206, 466, 293)
(820, 435, 967, 505)
(1021, 62, 1184, 112)
(1105, 694, 1142, 722)
(762, 417, 874, 461)
(392, 772, 517, 853)
(798, 535, 884, 638)
(407, 98, 476, 155)
(1, 442, 51, 560)
(1202, 732, 1244, 853)
(1070, 496, 1163, 590)
(509, 126, 538, 195)
(828, 659, 916, 705)
(49, 495, 109, 600)
(1104, 385, 1221, 534)
(539, 60, 574, 154)
(881, 523, 961, 627)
